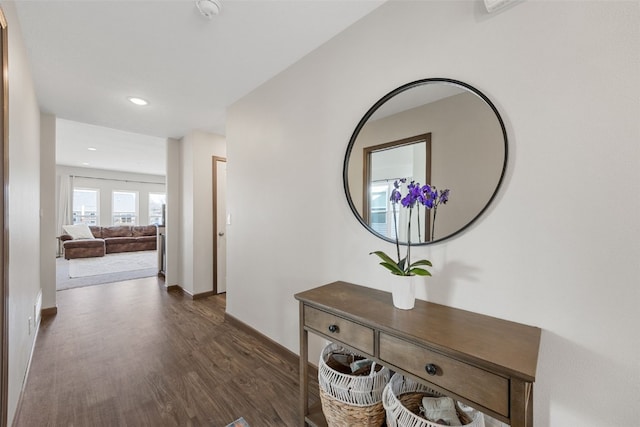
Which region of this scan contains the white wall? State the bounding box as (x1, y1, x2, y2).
(226, 1, 639, 425)
(165, 137, 181, 287)
(3, 2, 42, 424)
(40, 113, 56, 310)
(178, 130, 226, 296)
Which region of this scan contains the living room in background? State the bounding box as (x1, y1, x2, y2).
(56, 169, 167, 287)
(112, 190, 138, 225)
(72, 187, 99, 225)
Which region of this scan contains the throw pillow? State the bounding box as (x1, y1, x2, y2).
(63, 224, 95, 240)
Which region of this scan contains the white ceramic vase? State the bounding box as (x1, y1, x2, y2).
(390, 274, 416, 310)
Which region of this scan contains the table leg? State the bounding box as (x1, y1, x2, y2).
(299, 302, 308, 426)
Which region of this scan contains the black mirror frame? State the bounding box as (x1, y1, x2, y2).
(343, 78, 509, 246)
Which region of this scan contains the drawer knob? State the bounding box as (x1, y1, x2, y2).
(328, 324, 339, 333)
(425, 363, 438, 376)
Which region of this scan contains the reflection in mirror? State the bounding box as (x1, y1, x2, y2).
(364, 134, 431, 242)
(344, 79, 507, 245)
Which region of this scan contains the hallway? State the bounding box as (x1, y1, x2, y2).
(14, 277, 317, 426)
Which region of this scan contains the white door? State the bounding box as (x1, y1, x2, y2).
(215, 158, 227, 293)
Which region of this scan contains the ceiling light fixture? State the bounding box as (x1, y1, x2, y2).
(128, 96, 149, 106)
(196, 0, 222, 19)
(87, 147, 97, 151)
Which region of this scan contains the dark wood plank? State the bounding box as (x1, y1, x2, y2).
(14, 276, 319, 427)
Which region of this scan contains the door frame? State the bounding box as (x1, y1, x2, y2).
(0, 7, 8, 427)
(212, 156, 226, 294)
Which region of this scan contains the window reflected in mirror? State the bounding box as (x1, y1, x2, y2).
(364, 134, 431, 242)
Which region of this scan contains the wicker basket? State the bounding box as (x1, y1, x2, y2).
(318, 343, 390, 427)
(382, 374, 485, 427)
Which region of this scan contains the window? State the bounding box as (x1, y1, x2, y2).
(112, 191, 138, 225)
(370, 183, 391, 236)
(72, 188, 99, 225)
(149, 193, 166, 225)
(370, 179, 430, 243)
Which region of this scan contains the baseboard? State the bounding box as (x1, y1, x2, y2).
(164, 285, 214, 300)
(165, 284, 182, 293)
(41, 306, 57, 317)
(13, 314, 43, 426)
(224, 313, 318, 378)
(192, 291, 214, 300)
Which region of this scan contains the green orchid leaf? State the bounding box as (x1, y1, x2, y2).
(409, 267, 432, 276)
(370, 251, 406, 275)
(410, 259, 433, 267)
(370, 251, 430, 276)
(370, 251, 398, 266)
(379, 262, 404, 275)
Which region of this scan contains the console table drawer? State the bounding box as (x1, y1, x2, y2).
(304, 306, 374, 355)
(379, 332, 509, 417)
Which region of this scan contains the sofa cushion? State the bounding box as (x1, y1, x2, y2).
(64, 238, 105, 249)
(105, 235, 156, 254)
(64, 243, 105, 260)
(104, 237, 138, 246)
(101, 226, 133, 238)
(89, 226, 103, 238)
(62, 224, 95, 240)
(63, 238, 105, 260)
(132, 225, 157, 237)
(133, 235, 156, 244)
(107, 241, 156, 254)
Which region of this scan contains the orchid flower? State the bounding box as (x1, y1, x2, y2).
(370, 179, 450, 276)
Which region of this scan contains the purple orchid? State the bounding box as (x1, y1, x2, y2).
(439, 189, 450, 204)
(400, 181, 422, 208)
(372, 179, 450, 276)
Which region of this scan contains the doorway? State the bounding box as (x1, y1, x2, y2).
(212, 156, 227, 294)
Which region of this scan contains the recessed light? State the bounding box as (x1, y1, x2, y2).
(82, 162, 90, 166)
(128, 97, 148, 106)
(87, 147, 97, 151)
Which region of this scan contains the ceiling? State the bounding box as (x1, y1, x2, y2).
(56, 119, 168, 176)
(15, 0, 385, 175)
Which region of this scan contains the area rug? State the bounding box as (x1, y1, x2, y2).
(69, 250, 157, 278)
(225, 418, 249, 427)
(57, 251, 158, 291)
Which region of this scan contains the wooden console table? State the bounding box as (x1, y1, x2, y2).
(295, 281, 541, 427)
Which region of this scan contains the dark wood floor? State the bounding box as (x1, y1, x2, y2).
(14, 277, 318, 427)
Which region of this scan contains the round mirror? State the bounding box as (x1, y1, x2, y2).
(343, 78, 508, 245)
